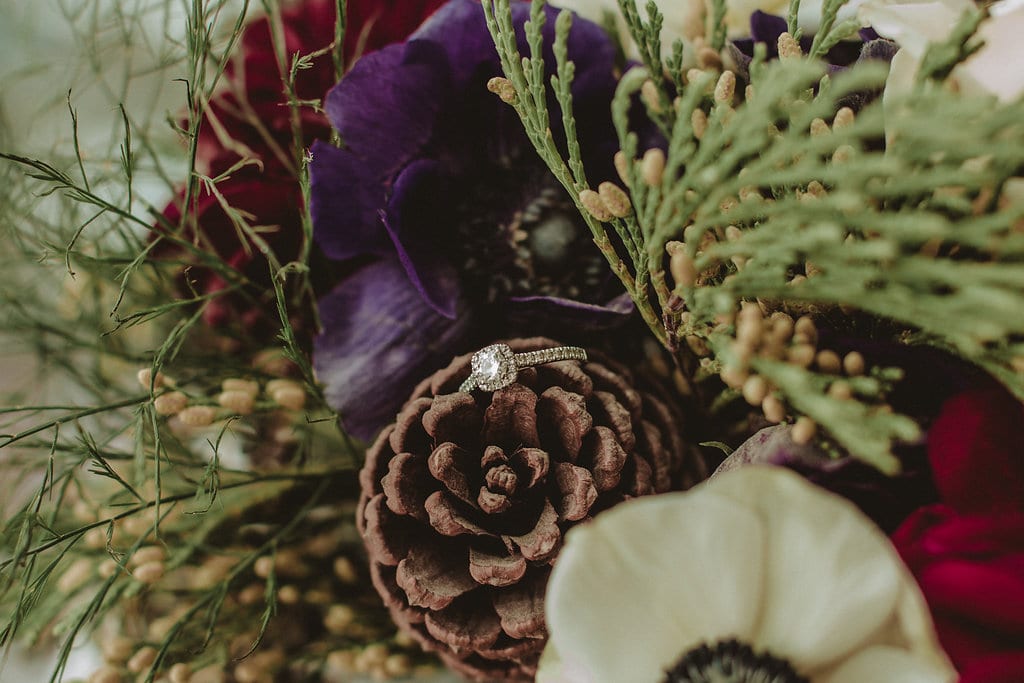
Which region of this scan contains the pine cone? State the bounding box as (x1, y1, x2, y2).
(357, 337, 703, 681)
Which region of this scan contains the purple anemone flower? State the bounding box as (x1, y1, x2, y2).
(310, 0, 633, 440)
(729, 11, 898, 108)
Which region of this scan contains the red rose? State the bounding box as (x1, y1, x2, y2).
(159, 0, 446, 330)
(927, 388, 1024, 515)
(893, 506, 1024, 682)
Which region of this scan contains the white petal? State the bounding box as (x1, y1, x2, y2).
(536, 640, 591, 683)
(956, 5, 1024, 102)
(859, 0, 972, 56)
(543, 491, 765, 683)
(707, 467, 903, 671)
(820, 646, 956, 683)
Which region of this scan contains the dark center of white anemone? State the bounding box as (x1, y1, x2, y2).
(663, 640, 808, 683)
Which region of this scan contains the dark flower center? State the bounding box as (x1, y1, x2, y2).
(663, 639, 808, 683)
(450, 153, 614, 307)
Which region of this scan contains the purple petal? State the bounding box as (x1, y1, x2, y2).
(382, 158, 460, 319)
(309, 140, 392, 261)
(749, 11, 788, 48)
(506, 293, 634, 333)
(324, 39, 448, 167)
(411, 0, 500, 90)
(313, 257, 470, 440)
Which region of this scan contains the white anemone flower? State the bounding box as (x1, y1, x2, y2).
(538, 467, 955, 683)
(860, 0, 1024, 104)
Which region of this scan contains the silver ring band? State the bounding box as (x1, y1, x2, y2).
(459, 343, 587, 393)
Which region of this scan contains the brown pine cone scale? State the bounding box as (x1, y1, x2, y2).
(357, 338, 703, 681)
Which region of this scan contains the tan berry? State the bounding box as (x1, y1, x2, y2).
(222, 378, 259, 396)
(641, 79, 662, 113)
(828, 381, 853, 400)
(794, 316, 818, 344)
(188, 666, 227, 683)
(792, 416, 817, 444)
(485, 76, 516, 104)
(579, 189, 613, 222)
(217, 390, 255, 415)
(714, 70, 736, 103)
(810, 118, 830, 137)
(132, 561, 164, 584)
(762, 395, 786, 423)
(641, 148, 666, 186)
(153, 391, 188, 416)
(270, 386, 306, 412)
(101, 636, 134, 663)
(128, 647, 158, 674)
(778, 32, 802, 59)
(669, 250, 697, 288)
(691, 108, 708, 140)
(326, 650, 358, 675)
(277, 585, 301, 605)
(815, 350, 842, 374)
(833, 107, 855, 129)
(58, 558, 93, 593)
(598, 181, 632, 218)
(843, 351, 866, 376)
(787, 344, 817, 368)
(333, 556, 359, 584)
(237, 583, 264, 605)
(613, 151, 631, 185)
(177, 405, 217, 427)
(130, 545, 165, 568)
(98, 559, 119, 579)
(253, 555, 275, 579)
(721, 365, 749, 389)
(833, 144, 854, 164)
(168, 663, 191, 683)
(742, 375, 769, 406)
(137, 368, 168, 390)
(324, 604, 357, 635)
(88, 666, 122, 683)
(384, 653, 413, 677)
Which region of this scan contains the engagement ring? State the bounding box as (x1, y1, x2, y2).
(459, 343, 588, 393)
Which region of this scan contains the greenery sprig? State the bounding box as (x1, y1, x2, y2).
(484, 0, 1024, 472)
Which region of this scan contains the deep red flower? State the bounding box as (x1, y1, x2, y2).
(892, 506, 1024, 683)
(927, 387, 1024, 516)
(891, 388, 1024, 682)
(158, 0, 446, 329)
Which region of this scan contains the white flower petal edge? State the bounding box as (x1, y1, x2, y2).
(543, 491, 766, 683)
(860, 0, 1024, 103)
(539, 466, 956, 683)
(822, 645, 956, 683)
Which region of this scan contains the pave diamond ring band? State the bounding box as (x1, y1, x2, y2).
(459, 343, 588, 393)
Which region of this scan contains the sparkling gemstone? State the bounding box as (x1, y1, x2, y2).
(471, 343, 517, 391)
(477, 350, 501, 379)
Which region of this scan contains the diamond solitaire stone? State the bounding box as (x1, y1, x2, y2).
(469, 343, 517, 391)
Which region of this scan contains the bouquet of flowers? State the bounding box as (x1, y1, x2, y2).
(1, 0, 1022, 681)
